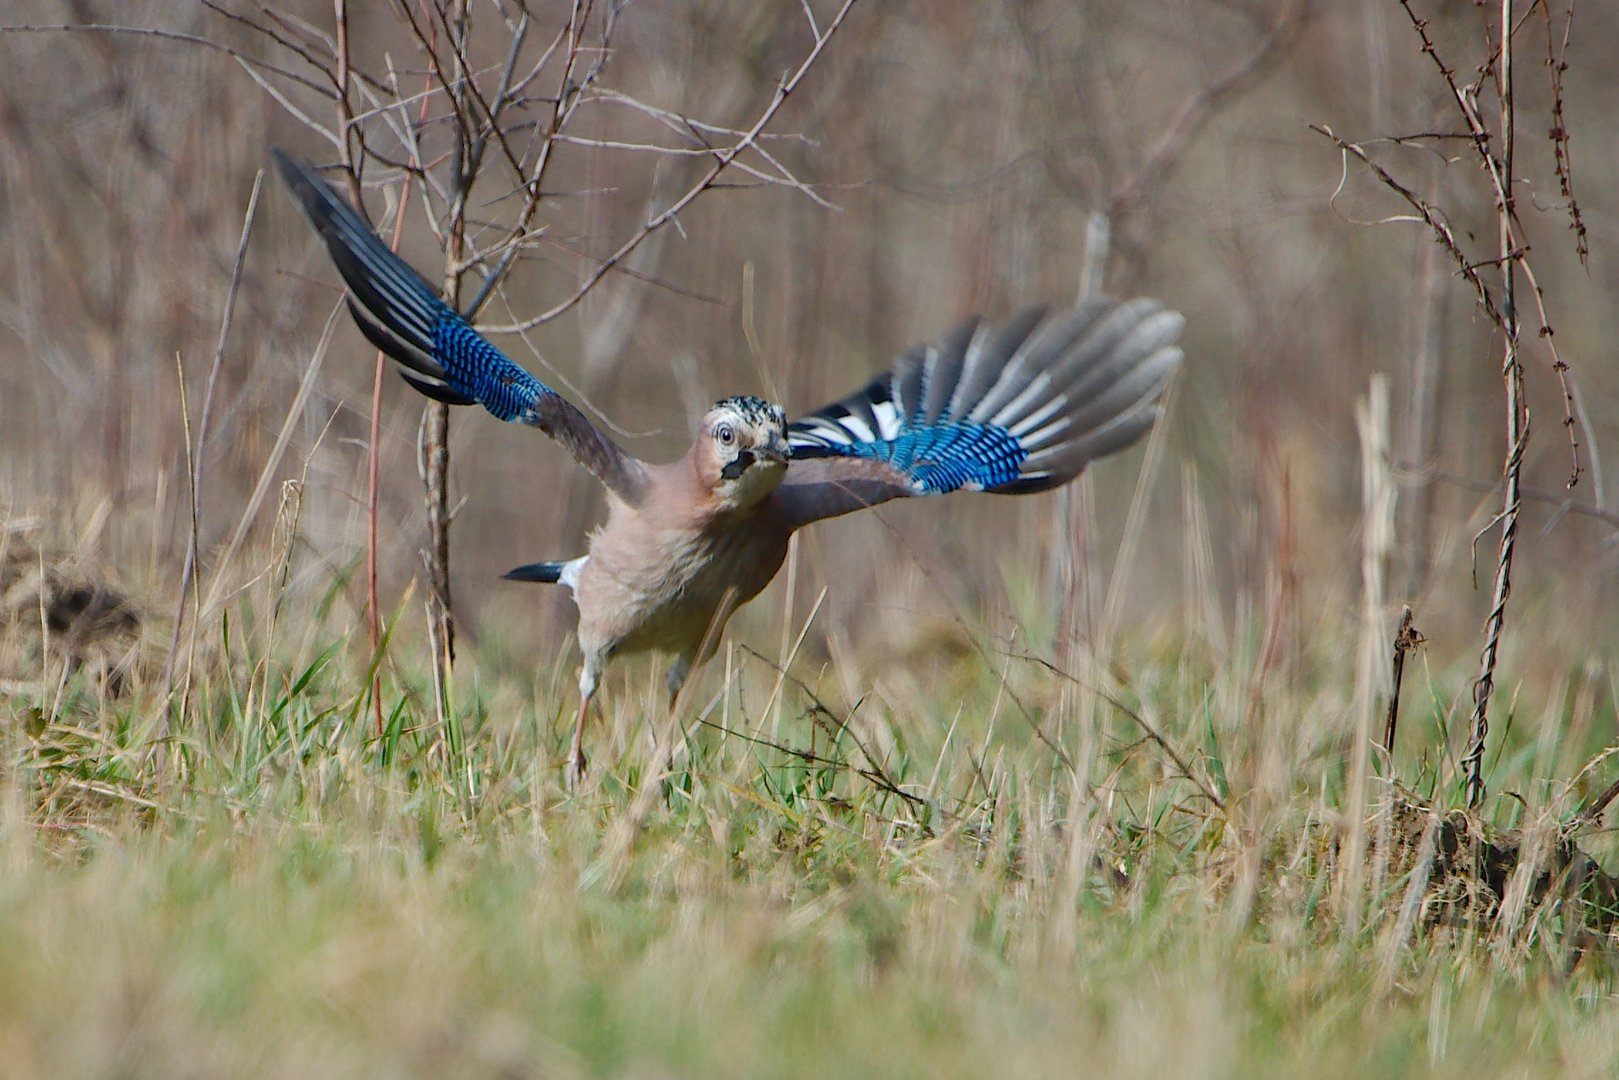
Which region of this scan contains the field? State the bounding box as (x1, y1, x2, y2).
(5, 572, 1619, 1078)
(5, 1, 1619, 1077)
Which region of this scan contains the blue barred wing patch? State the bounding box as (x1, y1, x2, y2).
(800, 420, 1027, 495)
(275, 149, 645, 500)
(431, 318, 551, 424)
(273, 149, 561, 427)
(787, 304, 1182, 502)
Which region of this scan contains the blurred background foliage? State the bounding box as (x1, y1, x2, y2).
(1, 0, 1616, 699)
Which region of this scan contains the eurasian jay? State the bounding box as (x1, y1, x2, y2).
(274, 151, 1184, 783)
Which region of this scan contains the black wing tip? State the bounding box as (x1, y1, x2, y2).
(988, 472, 1066, 496)
(269, 146, 299, 178)
(399, 369, 477, 407)
(271, 148, 376, 237)
(502, 562, 565, 584)
(270, 148, 329, 210)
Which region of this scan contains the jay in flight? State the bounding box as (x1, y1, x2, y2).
(274, 151, 1184, 783)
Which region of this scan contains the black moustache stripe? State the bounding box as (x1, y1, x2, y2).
(720, 451, 755, 481)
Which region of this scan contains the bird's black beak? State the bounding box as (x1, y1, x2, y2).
(721, 442, 790, 481)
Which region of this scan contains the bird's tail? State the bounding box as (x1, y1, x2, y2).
(502, 557, 586, 590)
(503, 562, 565, 584)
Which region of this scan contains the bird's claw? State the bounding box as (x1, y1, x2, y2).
(564, 746, 589, 791)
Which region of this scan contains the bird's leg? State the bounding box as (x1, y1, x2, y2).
(656, 651, 698, 803)
(664, 652, 692, 712)
(646, 653, 693, 760)
(566, 654, 602, 790)
(566, 698, 590, 789)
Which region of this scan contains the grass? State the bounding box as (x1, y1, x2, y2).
(3, 541, 1619, 1080)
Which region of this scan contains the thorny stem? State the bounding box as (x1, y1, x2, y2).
(1541, 0, 1587, 266)
(1397, 0, 1582, 489)
(1463, 0, 1525, 810)
(1335, 0, 1588, 806)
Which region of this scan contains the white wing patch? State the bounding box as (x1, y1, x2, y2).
(789, 398, 904, 448)
(869, 399, 903, 438)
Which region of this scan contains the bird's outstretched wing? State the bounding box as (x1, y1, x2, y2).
(274, 150, 647, 503)
(773, 299, 1183, 527)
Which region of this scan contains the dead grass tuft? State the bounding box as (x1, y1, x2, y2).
(1386, 789, 1619, 947)
(0, 512, 144, 694)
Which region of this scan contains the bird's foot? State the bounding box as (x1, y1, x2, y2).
(564, 745, 589, 791)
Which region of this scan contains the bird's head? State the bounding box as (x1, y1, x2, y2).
(698, 395, 791, 508)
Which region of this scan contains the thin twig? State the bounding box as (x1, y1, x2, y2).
(1576, 772, 1619, 827)
(0, 22, 332, 96)
(483, 0, 862, 333)
(357, 7, 439, 735)
(331, 0, 364, 209)
(694, 714, 930, 815)
(1394, 464, 1619, 531)
(471, 2, 618, 318)
(329, 0, 381, 737)
(1014, 652, 1227, 812)
(1108, 0, 1308, 219)
(1310, 123, 1503, 327)
(736, 643, 923, 815)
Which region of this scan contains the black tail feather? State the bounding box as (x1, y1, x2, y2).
(502, 561, 565, 584)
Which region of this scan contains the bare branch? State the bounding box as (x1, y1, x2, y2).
(1108, 0, 1309, 220)
(0, 21, 333, 96)
(483, 0, 863, 334)
(1310, 124, 1503, 327)
(1463, 0, 1525, 810)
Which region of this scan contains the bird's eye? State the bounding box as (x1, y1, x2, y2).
(716, 423, 737, 446)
